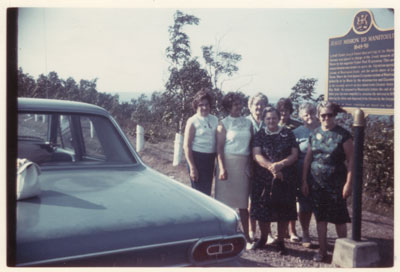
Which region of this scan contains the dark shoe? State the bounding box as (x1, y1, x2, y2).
(252, 237, 266, 250)
(276, 241, 288, 255)
(301, 236, 312, 248)
(313, 252, 327, 262)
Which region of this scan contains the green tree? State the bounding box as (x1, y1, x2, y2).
(60, 77, 79, 100)
(17, 68, 37, 97)
(165, 59, 212, 132)
(201, 45, 242, 91)
(166, 10, 199, 66)
(288, 78, 322, 117)
(201, 45, 242, 114)
(78, 79, 99, 104)
(165, 10, 212, 134)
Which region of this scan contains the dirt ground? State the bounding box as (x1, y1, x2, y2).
(134, 138, 394, 268)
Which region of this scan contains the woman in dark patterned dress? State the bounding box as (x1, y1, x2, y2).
(251, 107, 298, 255)
(301, 101, 354, 262)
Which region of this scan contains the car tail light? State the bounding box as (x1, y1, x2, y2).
(190, 234, 246, 264)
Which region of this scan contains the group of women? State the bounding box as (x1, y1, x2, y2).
(183, 89, 354, 262)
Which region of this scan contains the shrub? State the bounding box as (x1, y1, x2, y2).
(363, 115, 394, 206)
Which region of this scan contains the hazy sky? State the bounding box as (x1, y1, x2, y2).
(17, 7, 394, 102)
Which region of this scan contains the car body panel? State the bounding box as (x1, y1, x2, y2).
(16, 98, 245, 266)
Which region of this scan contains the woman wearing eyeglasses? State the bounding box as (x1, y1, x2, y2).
(301, 101, 354, 262)
(184, 89, 218, 196)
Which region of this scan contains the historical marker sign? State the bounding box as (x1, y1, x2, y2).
(327, 10, 394, 115)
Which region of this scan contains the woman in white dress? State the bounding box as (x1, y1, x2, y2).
(215, 92, 253, 243)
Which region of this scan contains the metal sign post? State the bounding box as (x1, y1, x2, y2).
(351, 109, 365, 241)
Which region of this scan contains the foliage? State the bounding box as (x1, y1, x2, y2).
(164, 11, 244, 133)
(362, 115, 394, 206)
(288, 78, 323, 118)
(164, 58, 213, 133)
(164, 10, 213, 134)
(201, 45, 242, 91)
(201, 45, 241, 114)
(166, 10, 199, 66)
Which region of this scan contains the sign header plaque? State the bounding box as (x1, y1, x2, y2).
(327, 10, 394, 115)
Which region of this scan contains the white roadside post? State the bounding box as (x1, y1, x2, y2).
(90, 121, 94, 138)
(136, 125, 144, 152)
(173, 133, 183, 166)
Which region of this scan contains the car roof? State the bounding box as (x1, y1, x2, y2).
(18, 97, 110, 117)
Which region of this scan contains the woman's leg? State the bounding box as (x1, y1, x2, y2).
(239, 208, 250, 241)
(252, 221, 270, 249)
(299, 211, 312, 240)
(288, 220, 299, 241)
(277, 221, 289, 255)
(335, 223, 347, 238)
(249, 198, 257, 237)
(190, 151, 215, 196)
(277, 221, 289, 241)
(316, 221, 328, 256)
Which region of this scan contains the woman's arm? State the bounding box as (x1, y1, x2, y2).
(253, 146, 282, 179)
(253, 146, 272, 169)
(216, 122, 228, 180)
(248, 125, 254, 177)
(301, 144, 313, 197)
(342, 138, 354, 199)
(270, 147, 298, 173)
(183, 119, 198, 182)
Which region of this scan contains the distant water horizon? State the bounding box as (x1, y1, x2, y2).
(110, 91, 283, 105)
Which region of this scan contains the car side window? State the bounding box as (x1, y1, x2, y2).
(80, 116, 106, 160)
(57, 115, 74, 152)
(18, 111, 136, 166)
(18, 113, 53, 164)
(18, 113, 49, 141)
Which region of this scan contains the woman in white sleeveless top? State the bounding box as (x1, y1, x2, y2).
(215, 92, 253, 243)
(183, 90, 218, 196)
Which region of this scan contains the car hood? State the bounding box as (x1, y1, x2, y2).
(16, 166, 238, 264)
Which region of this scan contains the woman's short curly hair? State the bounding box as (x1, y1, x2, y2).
(248, 92, 269, 108)
(276, 98, 294, 114)
(222, 92, 242, 111)
(261, 106, 280, 120)
(317, 101, 346, 117)
(192, 89, 213, 111)
(299, 102, 317, 117)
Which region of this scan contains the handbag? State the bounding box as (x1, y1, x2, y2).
(16, 159, 41, 200)
(269, 178, 289, 207)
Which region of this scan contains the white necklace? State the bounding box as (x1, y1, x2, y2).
(265, 126, 282, 135)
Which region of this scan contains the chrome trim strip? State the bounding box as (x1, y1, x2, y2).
(18, 238, 199, 267)
(206, 243, 234, 256)
(189, 233, 246, 265)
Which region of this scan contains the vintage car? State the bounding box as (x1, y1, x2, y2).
(16, 97, 245, 267)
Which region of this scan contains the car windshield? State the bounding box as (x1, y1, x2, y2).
(18, 112, 136, 166)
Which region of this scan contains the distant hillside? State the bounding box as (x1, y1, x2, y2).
(110, 92, 146, 103)
(110, 92, 287, 106)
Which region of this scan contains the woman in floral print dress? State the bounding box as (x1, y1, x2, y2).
(301, 101, 353, 262)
